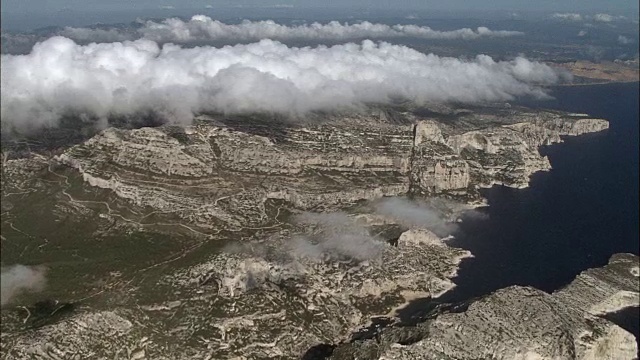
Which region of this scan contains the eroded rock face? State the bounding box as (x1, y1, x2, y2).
(54, 106, 608, 232)
(3, 311, 140, 360)
(378, 287, 636, 360)
(554, 253, 640, 318)
(332, 253, 640, 360)
(1, 225, 472, 359)
(0, 104, 614, 360)
(5, 253, 635, 360)
(160, 227, 472, 358)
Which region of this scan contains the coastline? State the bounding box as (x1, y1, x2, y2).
(555, 80, 640, 87)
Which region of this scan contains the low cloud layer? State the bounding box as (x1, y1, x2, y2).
(1, 17, 524, 55)
(291, 212, 385, 262)
(1, 265, 46, 306)
(135, 16, 523, 43)
(374, 197, 458, 236)
(550, 12, 628, 23)
(618, 35, 634, 44)
(33, 16, 524, 45)
(288, 197, 479, 262)
(551, 13, 583, 22)
(1, 37, 560, 131)
(593, 13, 619, 23)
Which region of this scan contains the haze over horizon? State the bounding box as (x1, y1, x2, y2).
(2, 0, 639, 32)
(2, 0, 637, 133)
(1, 0, 638, 358)
(0, 37, 562, 132)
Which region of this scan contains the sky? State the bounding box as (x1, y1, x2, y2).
(1, 0, 637, 132)
(2, 0, 638, 12)
(1, 37, 561, 131)
(2, 0, 639, 31)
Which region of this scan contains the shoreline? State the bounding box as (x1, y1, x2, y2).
(554, 80, 640, 87)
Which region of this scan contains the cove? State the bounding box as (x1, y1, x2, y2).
(398, 82, 639, 327)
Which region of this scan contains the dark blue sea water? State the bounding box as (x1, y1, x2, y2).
(448, 82, 639, 299)
(398, 82, 639, 332)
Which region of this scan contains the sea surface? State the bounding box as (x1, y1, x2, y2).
(398, 82, 639, 338)
(450, 81, 639, 298)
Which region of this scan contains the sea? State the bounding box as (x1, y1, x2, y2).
(398, 82, 640, 340)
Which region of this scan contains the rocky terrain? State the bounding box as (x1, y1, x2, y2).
(52, 104, 608, 229)
(328, 253, 639, 360)
(1, 103, 625, 359)
(550, 60, 640, 84)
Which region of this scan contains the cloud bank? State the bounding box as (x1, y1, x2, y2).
(618, 35, 634, 44)
(1, 37, 560, 131)
(373, 197, 456, 235)
(1, 265, 46, 306)
(551, 13, 584, 21)
(135, 16, 524, 43)
(2, 16, 524, 52)
(288, 198, 483, 262)
(291, 212, 385, 262)
(550, 12, 628, 23)
(593, 13, 619, 23)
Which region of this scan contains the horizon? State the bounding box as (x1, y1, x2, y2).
(2, 2, 639, 32)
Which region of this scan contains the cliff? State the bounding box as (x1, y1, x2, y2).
(0, 104, 615, 360)
(330, 253, 640, 360)
(53, 105, 608, 232)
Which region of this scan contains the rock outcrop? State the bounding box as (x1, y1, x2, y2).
(4, 253, 635, 360)
(554, 253, 640, 317)
(330, 253, 640, 360)
(0, 104, 615, 360)
(1, 224, 473, 359)
(53, 105, 608, 232)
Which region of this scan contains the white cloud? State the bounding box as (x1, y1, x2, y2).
(136, 16, 524, 43)
(551, 13, 583, 21)
(1, 265, 46, 306)
(593, 13, 615, 23)
(618, 35, 634, 44)
(549, 12, 628, 24)
(373, 197, 457, 236)
(592, 13, 627, 23)
(291, 212, 385, 261)
(2, 17, 525, 54)
(160, 5, 175, 10)
(0, 37, 560, 131)
(578, 30, 588, 37)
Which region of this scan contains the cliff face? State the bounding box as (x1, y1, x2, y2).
(0, 104, 615, 360)
(554, 253, 640, 318)
(54, 105, 608, 232)
(332, 253, 640, 360)
(4, 250, 635, 360)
